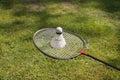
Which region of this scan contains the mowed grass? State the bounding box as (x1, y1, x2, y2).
(0, 0, 120, 80)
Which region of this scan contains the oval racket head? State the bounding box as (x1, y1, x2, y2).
(33, 28, 86, 60)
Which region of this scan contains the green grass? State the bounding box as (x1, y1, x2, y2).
(0, 0, 120, 80)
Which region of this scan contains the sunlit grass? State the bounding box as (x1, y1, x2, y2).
(0, 0, 120, 80)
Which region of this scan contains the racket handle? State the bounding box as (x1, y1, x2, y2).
(86, 54, 120, 71)
(80, 50, 120, 71)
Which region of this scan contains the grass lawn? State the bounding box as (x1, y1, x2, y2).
(0, 0, 120, 80)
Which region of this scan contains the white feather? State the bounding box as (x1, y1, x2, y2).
(50, 27, 66, 48)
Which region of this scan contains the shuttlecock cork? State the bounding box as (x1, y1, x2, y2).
(50, 27, 66, 48)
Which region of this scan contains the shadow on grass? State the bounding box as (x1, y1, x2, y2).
(0, 0, 120, 39)
(0, 20, 25, 34)
(74, 0, 120, 14)
(0, 4, 61, 42)
(0, 0, 16, 9)
(0, 0, 120, 12)
(98, 0, 120, 13)
(0, 0, 119, 40)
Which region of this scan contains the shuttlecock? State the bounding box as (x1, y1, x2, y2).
(50, 27, 66, 48)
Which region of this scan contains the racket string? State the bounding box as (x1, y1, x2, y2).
(33, 28, 85, 59)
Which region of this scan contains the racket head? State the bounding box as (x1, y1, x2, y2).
(33, 28, 86, 60)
